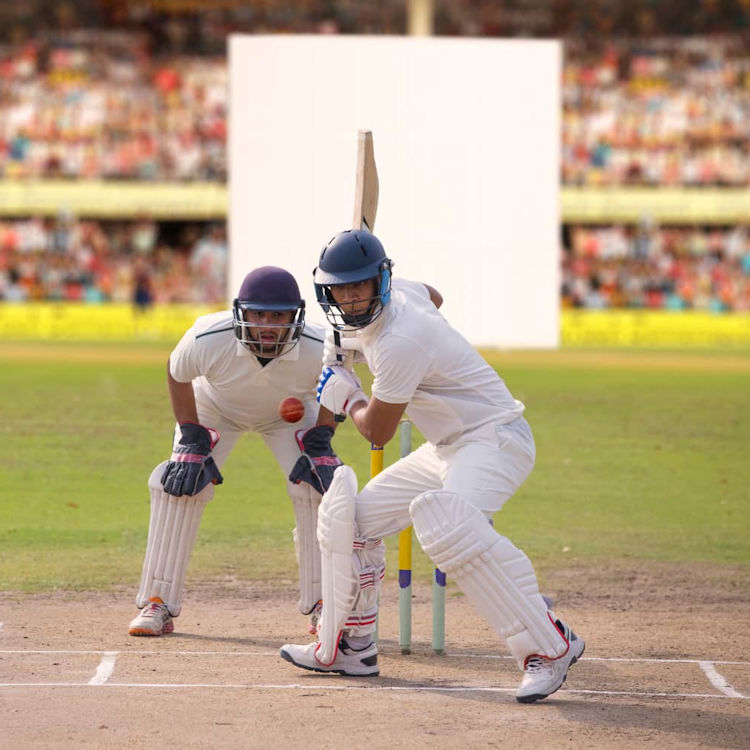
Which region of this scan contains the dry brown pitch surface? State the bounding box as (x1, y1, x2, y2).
(2, 564, 749, 749)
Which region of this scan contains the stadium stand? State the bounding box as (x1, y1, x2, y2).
(0, 0, 748, 310)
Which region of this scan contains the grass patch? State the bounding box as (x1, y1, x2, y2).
(1, 343, 747, 592)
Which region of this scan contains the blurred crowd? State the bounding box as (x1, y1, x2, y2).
(563, 35, 750, 188)
(3, 16, 750, 186)
(562, 223, 750, 311)
(0, 0, 749, 309)
(0, 216, 227, 305)
(0, 31, 226, 181)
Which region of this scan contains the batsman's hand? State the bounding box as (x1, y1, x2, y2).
(288, 425, 343, 495)
(322, 329, 365, 369)
(316, 365, 368, 418)
(161, 422, 223, 497)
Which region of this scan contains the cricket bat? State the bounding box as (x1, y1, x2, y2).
(332, 130, 380, 411)
(352, 129, 379, 232)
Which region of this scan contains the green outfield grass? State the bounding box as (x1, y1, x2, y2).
(1, 342, 748, 593)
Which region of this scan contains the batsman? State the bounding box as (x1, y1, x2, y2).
(279, 228, 585, 703)
(128, 265, 343, 638)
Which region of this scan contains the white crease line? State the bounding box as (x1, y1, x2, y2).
(0, 682, 746, 699)
(461, 654, 750, 665)
(698, 660, 745, 698)
(1, 650, 748, 666)
(0, 650, 277, 656)
(88, 652, 118, 686)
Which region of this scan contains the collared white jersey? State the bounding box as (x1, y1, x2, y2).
(355, 279, 524, 445)
(169, 310, 325, 433)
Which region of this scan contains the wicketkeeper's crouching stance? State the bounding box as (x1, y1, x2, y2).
(280, 230, 585, 703)
(129, 267, 330, 638)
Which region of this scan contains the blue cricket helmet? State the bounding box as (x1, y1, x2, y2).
(232, 266, 305, 357)
(313, 229, 393, 330)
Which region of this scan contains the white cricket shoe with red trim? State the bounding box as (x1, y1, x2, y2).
(280, 637, 379, 676)
(128, 597, 175, 636)
(515, 619, 585, 703)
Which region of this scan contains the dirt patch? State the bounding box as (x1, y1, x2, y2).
(2, 562, 749, 749)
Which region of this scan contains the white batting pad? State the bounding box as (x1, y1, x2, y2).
(343, 537, 385, 637)
(410, 490, 567, 668)
(316, 466, 359, 665)
(135, 479, 209, 616)
(290, 482, 323, 615)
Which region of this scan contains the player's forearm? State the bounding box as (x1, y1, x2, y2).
(347, 400, 399, 447)
(167, 361, 199, 424)
(315, 405, 339, 428)
(423, 283, 443, 308)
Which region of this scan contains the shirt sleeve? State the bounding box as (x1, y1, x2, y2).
(168, 325, 203, 383)
(371, 334, 431, 405)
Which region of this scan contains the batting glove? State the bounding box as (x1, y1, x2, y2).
(322, 329, 365, 369)
(161, 422, 223, 497)
(316, 365, 368, 418)
(288, 425, 343, 495)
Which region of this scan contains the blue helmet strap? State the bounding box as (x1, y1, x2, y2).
(379, 266, 391, 306)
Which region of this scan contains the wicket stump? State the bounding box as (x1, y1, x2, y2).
(397, 420, 446, 654)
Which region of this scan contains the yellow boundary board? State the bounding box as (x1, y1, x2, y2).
(0, 181, 227, 220)
(0, 304, 748, 348)
(0, 303, 222, 342)
(562, 309, 750, 348)
(2, 181, 749, 223)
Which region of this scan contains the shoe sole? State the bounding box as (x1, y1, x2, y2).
(128, 621, 175, 637)
(515, 642, 586, 704)
(280, 648, 379, 677)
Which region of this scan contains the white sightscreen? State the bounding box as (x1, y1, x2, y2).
(229, 35, 560, 348)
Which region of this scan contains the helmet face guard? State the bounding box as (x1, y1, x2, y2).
(232, 299, 305, 358)
(313, 229, 393, 331)
(232, 266, 305, 358)
(315, 264, 392, 331)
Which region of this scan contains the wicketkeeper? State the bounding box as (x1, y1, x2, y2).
(280, 230, 585, 703)
(129, 266, 341, 637)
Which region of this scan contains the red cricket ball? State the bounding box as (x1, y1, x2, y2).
(278, 396, 305, 423)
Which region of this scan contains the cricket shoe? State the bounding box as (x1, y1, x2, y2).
(128, 597, 175, 636)
(515, 619, 585, 703)
(280, 637, 379, 676)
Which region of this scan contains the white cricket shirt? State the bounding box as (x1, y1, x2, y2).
(169, 310, 325, 433)
(355, 279, 524, 445)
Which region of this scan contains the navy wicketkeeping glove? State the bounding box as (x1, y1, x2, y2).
(288, 425, 343, 495)
(161, 422, 223, 497)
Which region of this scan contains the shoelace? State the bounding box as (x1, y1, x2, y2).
(144, 602, 166, 618)
(524, 657, 547, 673)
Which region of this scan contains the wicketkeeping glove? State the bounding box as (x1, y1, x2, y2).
(161, 422, 223, 497)
(316, 365, 368, 417)
(288, 425, 343, 495)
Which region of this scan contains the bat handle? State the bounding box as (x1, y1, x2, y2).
(333, 330, 353, 422)
(333, 331, 344, 361)
(333, 331, 355, 371)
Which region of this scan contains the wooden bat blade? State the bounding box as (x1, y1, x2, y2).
(352, 130, 379, 231)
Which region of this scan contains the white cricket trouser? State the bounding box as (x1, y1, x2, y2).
(139, 385, 319, 613)
(356, 417, 535, 539)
